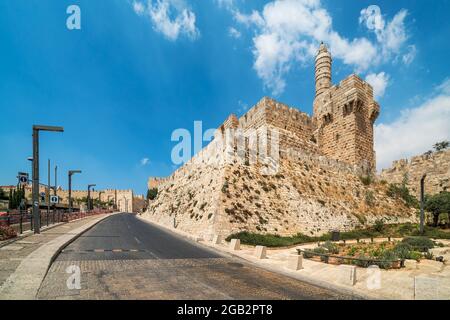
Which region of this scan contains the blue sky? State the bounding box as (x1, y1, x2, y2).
(0, 0, 449, 195)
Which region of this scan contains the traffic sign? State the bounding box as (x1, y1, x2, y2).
(18, 172, 29, 185)
(50, 195, 59, 204)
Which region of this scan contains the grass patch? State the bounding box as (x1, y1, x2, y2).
(226, 223, 450, 247)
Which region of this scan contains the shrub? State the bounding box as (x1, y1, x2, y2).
(424, 251, 434, 260)
(365, 191, 375, 206)
(221, 180, 229, 193)
(373, 219, 385, 232)
(0, 225, 17, 241)
(408, 251, 423, 261)
(359, 175, 373, 186)
(146, 188, 158, 200)
(378, 250, 400, 269)
(402, 236, 434, 252)
(386, 183, 418, 208)
(321, 241, 339, 254)
(392, 243, 413, 259)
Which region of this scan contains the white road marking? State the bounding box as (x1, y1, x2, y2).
(134, 237, 141, 244)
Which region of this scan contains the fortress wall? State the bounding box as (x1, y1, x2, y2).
(380, 149, 450, 198)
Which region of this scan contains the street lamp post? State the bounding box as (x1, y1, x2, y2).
(68, 170, 82, 214)
(420, 174, 427, 235)
(47, 159, 51, 226)
(87, 184, 96, 211)
(32, 125, 64, 234)
(54, 165, 58, 196)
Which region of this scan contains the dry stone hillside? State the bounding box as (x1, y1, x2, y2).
(144, 155, 416, 239)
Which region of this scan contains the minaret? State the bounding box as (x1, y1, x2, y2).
(313, 43, 332, 116)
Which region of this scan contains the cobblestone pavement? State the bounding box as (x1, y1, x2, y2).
(0, 215, 107, 289)
(37, 214, 351, 300)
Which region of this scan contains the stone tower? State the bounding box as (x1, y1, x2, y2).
(314, 42, 332, 111)
(312, 43, 380, 172)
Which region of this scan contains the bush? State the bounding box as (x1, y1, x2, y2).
(408, 251, 423, 261)
(365, 191, 375, 206)
(321, 241, 339, 254)
(402, 236, 435, 252)
(392, 243, 413, 259)
(359, 175, 373, 186)
(0, 225, 17, 241)
(146, 188, 158, 200)
(386, 183, 418, 208)
(374, 219, 384, 232)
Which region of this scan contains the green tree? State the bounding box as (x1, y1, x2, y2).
(433, 141, 450, 152)
(0, 188, 7, 200)
(8, 189, 13, 209)
(425, 192, 450, 227)
(147, 188, 158, 200)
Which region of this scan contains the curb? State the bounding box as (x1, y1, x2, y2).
(0, 212, 119, 300)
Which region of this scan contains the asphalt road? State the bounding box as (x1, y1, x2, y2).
(38, 213, 352, 300)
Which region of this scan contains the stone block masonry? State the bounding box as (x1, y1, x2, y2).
(143, 43, 417, 239)
(380, 149, 450, 198)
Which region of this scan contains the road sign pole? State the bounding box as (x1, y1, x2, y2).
(47, 159, 50, 226)
(54, 165, 57, 196)
(32, 128, 40, 234)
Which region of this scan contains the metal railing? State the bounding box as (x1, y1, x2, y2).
(0, 208, 114, 235)
(297, 248, 405, 269)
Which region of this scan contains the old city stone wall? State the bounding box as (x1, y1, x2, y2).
(143, 146, 415, 239)
(143, 43, 417, 239)
(380, 149, 450, 198)
(20, 186, 142, 212)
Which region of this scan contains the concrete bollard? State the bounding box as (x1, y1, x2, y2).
(254, 246, 267, 259)
(337, 265, 357, 286)
(229, 239, 240, 251)
(212, 235, 222, 245)
(287, 254, 303, 271)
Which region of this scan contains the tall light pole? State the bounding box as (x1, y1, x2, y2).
(54, 165, 58, 196)
(420, 174, 427, 235)
(32, 125, 64, 234)
(68, 170, 82, 214)
(47, 159, 51, 221)
(87, 184, 96, 211)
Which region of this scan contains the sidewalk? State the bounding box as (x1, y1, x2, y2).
(0, 212, 117, 300)
(139, 215, 450, 300)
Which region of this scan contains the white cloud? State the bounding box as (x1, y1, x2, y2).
(215, 0, 236, 10)
(435, 78, 450, 95)
(132, 0, 199, 41)
(366, 72, 390, 99)
(228, 27, 241, 38)
(233, 0, 383, 95)
(133, 1, 145, 15)
(227, 1, 413, 95)
(375, 80, 450, 171)
(402, 45, 417, 65)
(360, 6, 410, 60)
(140, 158, 150, 166)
